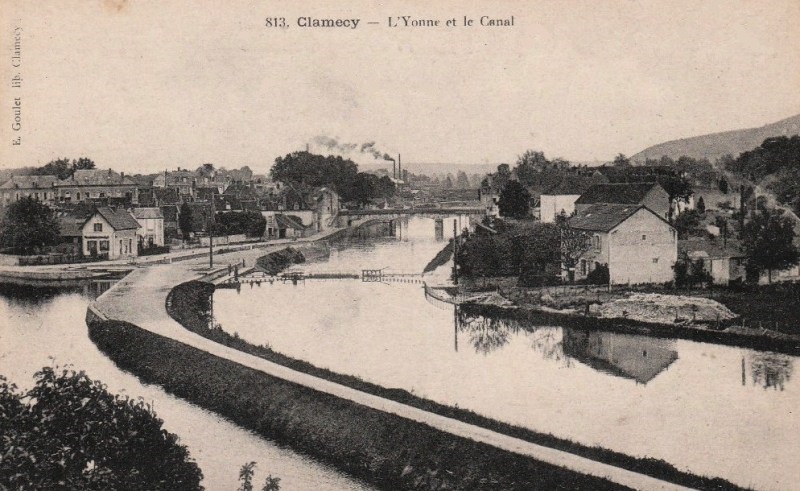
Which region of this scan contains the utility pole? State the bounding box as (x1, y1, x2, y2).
(452, 219, 459, 285)
(209, 191, 216, 269)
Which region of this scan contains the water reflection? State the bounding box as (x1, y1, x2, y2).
(454, 309, 679, 382)
(562, 329, 678, 385)
(747, 352, 794, 391)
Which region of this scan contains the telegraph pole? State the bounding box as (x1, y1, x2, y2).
(209, 191, 216, 269)
(452, 219, 459, 285)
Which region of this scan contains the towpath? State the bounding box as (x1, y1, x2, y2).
(90, 232, 694, 491)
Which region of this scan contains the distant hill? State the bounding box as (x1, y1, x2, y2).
(632, 113, 800, 163)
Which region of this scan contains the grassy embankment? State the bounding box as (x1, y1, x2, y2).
(160, 254, 744, 490)
(88, 318, 626, 490)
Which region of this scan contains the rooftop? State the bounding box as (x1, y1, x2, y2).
(569, 203, 656, 232)
(575, 182, 663, 205)
(95, 207, 140, 230)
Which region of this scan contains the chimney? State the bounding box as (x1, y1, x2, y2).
(398, 154, 402, 181)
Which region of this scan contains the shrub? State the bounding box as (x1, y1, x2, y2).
(0, 368, 202, 490)
(586, 263, 610, 285)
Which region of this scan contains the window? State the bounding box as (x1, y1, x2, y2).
(642, 234, 647, 240)
(580, 259, 587, 275)
(652, 258, 659, 264)
(593, 235, 601, 249)
(99, 240, 109, 252)
(93, 223, 103, 232)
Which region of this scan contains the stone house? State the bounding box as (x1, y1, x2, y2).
(679, 237, 747, 285)
(55, 169, 139, 205)
(80, 207, 140, 260)
(0, 175, 58, 208)
(568, 204, 678, 285)
(131, 207, 165, 248)
(575, 182, 671, 219)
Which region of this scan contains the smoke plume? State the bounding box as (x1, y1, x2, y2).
(310, 136, 394, 161)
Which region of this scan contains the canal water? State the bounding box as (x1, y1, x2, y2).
(214, 216, 800, 491)
(0, 281, 371, 490)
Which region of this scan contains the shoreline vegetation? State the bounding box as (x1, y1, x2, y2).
(149, 247, 744, 490)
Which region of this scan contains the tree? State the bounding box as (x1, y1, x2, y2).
(0, 197, 60, 254)
(718, 176, 729, 194)
(494, 164, 512, 190)
(179, 202, 194, 240)
(72, 157, 96, 171)
(696, 196, 706, 214)
(559, 221, 591, 283)
(456, 171, 470, 188)
(0, 368, 202, 490)
(30, 157, 95, 179)
(497, 181, 530, 218)
(673, 209, 702, 239)
(741, 208, 800, 283)
(515, 150, 549, 186)
(612, 153, 631, 167)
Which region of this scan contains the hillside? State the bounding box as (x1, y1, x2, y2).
(632, 113, 800, 162)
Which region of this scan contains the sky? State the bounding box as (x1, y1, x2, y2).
(1, 0, 799, 175)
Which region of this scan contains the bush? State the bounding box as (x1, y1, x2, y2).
(0, 368, 202, 490)
(586, 264, 610, 285)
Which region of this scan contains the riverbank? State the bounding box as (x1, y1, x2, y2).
(445, 280, 800, 356)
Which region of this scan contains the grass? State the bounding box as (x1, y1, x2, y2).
(162, 280, 746, 491)
(88, 318, 628, 491)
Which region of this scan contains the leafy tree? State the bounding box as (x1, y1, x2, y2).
(741, 208, 800, 283)
(612, 153, 631, 167)
(179, 202, 194, 240)
(718, 176, 729, 194)
(30, 157, 95, 179)
(497, 181, 530, 219)
(0, 197, 60, 254)
(515, 150, 549, 186)
(696, 196, 706, 214)
(494, 164, 512, 190)
(558, 221, 591, 283)
(270, 151, 393, 203)
(72, 157, 96, 171)
(673, 209, 702, 239)
(0, 368, 202, 490)
(455, 171, 470, 189)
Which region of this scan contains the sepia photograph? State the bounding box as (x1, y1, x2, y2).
(1, 1, 799, 489)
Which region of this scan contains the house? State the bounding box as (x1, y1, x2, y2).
(55, 169, 139, 205)
(274, 214, 307, 238)
(311, 187, 340, 232)
(0, 175, 58, 208)
(568, 203, 678, 284)
(131, 207, 165, 248)
(153, 169, 196, 198)
(679, 237, 746, 285)
(539, 175, 608, 223)
(80, 207, 140, 260)
(575, 182, 670, 219)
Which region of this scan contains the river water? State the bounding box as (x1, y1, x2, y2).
(0, 281, 371, 490)
(213, 216, 800, 491)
